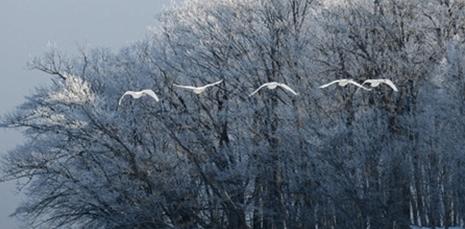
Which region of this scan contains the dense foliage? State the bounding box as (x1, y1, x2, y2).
(2, 0, 465, 228)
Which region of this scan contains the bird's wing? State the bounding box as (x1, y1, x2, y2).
(361, 79, 374, 86)
(118, 91, 132, 106)
(249, 83, 269, 97)
(383, 79, 399, 92)
(204, 79, 223, 88)
(348, 80, 372, 91)
(319, 80, 341, 88)
(141, 90, 160, 102)
(278, 83, 298, 95)
(173, 84, 197, 90)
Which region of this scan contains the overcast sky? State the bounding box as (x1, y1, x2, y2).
(0, 0, 171, 227)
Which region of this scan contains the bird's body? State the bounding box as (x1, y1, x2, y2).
(362, 79, 398, 92)
(118, 89, 160, 106)
(249, 82, 298, 96)
(319, 79, 372, 91)
(173, 80, 223, 94)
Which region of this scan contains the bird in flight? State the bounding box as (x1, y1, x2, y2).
(319, 79, 372, 91)
(118, 89, 160, 106)
(173, 80, 223, 94)
(249, 82, 298, 97)
(362, 79, 398, 92)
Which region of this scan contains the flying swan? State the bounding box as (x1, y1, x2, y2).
(362, 79, 398, 92)
(118, 89, 160, 106)
(173, 80, 223, 94)
(249, 82, 298, 97)
(319, 79, 372, 91)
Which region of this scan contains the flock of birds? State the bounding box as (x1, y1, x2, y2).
(118, 79, 398, 106)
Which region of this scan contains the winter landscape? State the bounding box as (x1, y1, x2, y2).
(1, 0, 465, 228)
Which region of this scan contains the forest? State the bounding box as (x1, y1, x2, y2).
(2, 0, 465, 228)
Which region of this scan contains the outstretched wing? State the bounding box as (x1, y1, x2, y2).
(348, 80, 372, 91)
(319, 80, 342, 89)
(278, 83, 298, 95)
(361, 79, 374, 86)
(118, 91, 133, 106)
(173, 84, 198, 90)
(204, 79, 223, 88)
(141, 89, 160, 102)
(383, 79, 399, 92)
(249, 83, 270, 97)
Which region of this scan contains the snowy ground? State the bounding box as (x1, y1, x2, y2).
(411, 226, 463, 229)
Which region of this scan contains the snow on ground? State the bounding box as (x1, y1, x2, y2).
(411, 226, 463, 229)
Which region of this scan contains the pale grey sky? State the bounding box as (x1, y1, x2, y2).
(0, 0, 170, 227)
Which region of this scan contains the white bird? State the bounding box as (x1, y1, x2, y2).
(118, 89, 160, 106)
(319, 79, 372, 91)
(173, 80, 223, 94)
(362, 79, 398, 92)
(249, 82, 298, 97)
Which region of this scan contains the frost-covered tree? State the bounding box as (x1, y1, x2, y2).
(2, 0, 465, 228)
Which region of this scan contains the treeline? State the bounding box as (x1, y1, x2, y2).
(2, 0, 465, 228)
